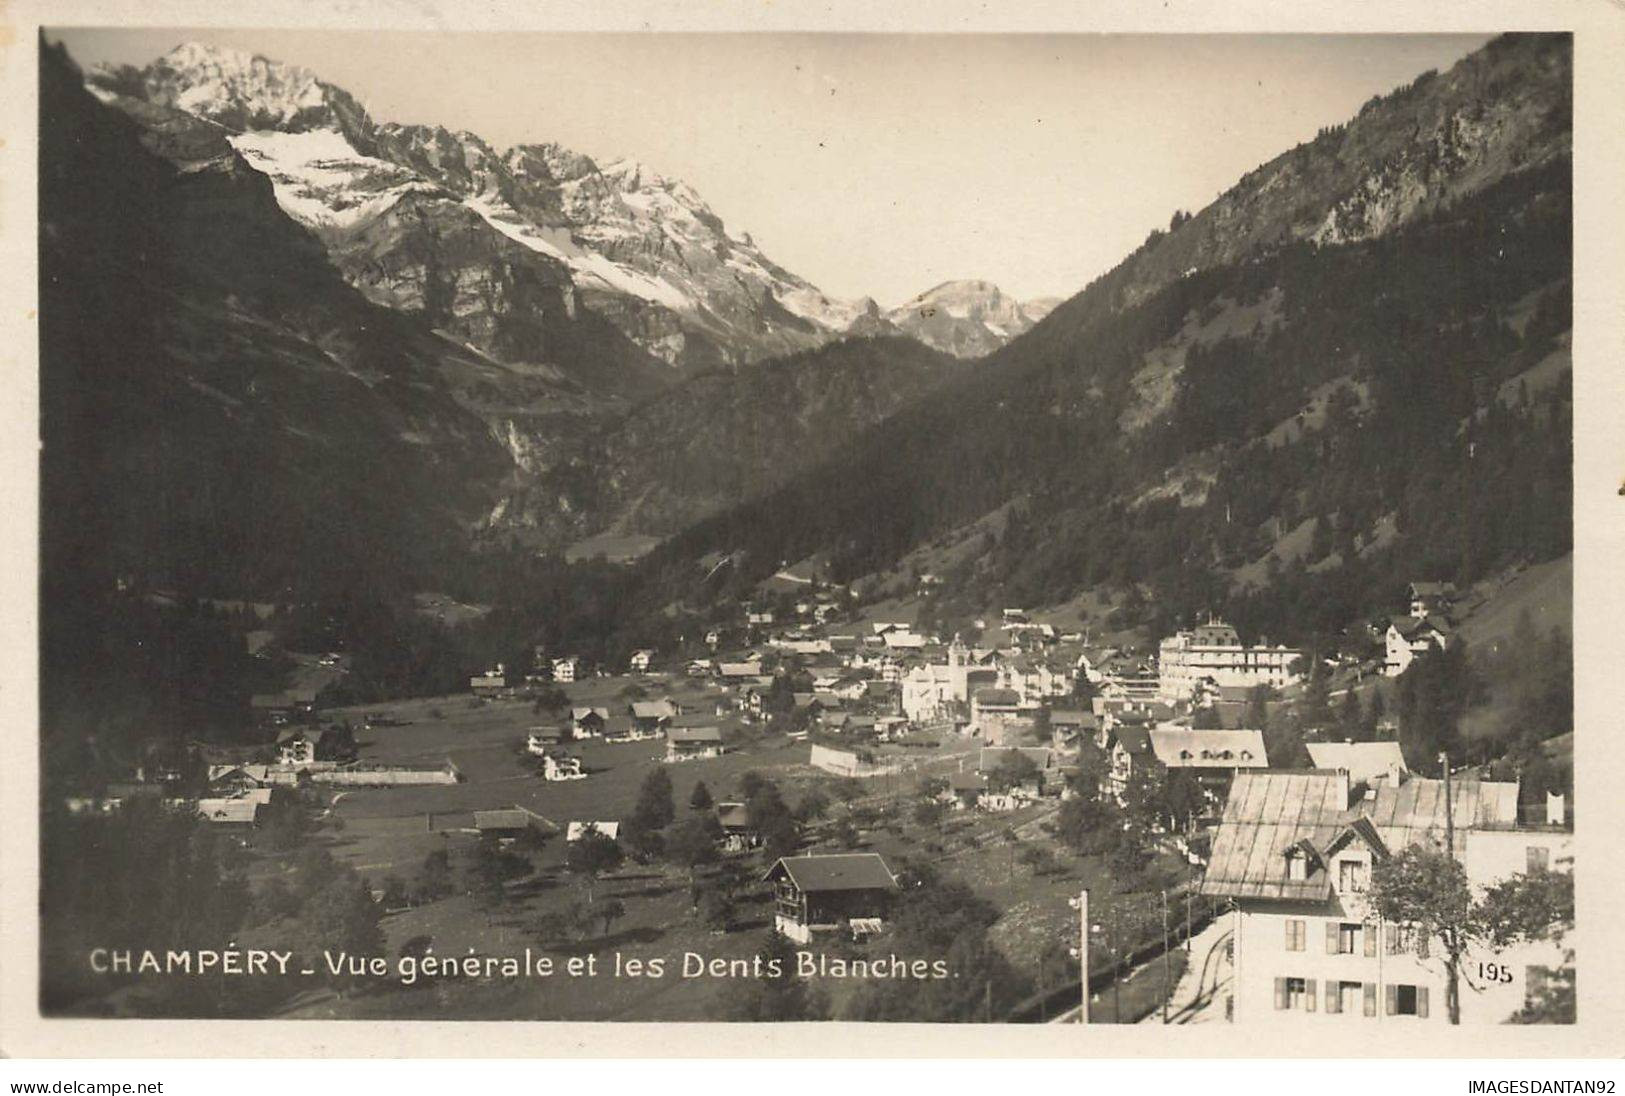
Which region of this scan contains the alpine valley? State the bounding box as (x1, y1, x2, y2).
(41, 31, 1571, 708)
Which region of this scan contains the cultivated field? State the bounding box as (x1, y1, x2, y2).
(290, 673, 1066, 1020)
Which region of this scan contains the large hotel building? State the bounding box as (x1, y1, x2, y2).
(1157, 620, 1303, 703)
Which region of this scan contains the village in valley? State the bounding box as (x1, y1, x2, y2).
(34, 29, 1578, 1031)
(49, 557, 1575, 1025)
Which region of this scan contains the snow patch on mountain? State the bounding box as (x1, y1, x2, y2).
(465, 193, 694, 312)
(89, 40, 1043, 367)
(227, 128, 434, 229)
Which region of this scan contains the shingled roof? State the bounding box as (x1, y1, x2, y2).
(763, 853, 900, 893)
(1200, 770, 1518, 902)
(1149, 728, 1267, 769)
(667, 725, 723, 744)
(1305, 741, 1407, 785)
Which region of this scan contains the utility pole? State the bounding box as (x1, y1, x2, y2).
(1111, 907, 1122, 1022)
(1440, 750, 1459, 1026)
(1440, 751, 1455, 858)
(1069, 888, 1090, 1024)
(1161, 889, 1172, 1024)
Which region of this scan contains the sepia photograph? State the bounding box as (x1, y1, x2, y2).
(22, 14, 1589, 1041)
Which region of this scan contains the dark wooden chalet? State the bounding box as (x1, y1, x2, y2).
(763, 853, 900, 943)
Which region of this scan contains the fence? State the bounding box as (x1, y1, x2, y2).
(260, 762, 460, 786)
(809, 743, 906, 778)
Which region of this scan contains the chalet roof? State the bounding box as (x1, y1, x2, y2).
(630, 700, 677, 720)
(1305, 741, 1408, 785)
(1200, 770, 1519, 902)
(718, 662, 763, 677)
(974, 687, 1022, 708)
(1049, 709, 1095, 727)
(1390, 614, 1450, 639)
(475, 806, 553, 832)
(1324, 816, 1391, 861)
(979, 746, 1054, 773)
(601, 714, 636, 736)
(1114, 727, 1153, 755)
(667, 726, 724, 744)
(206, 764, 266, 785)
(763, 853, 900, 893)
(565, 820, 620, 841)
(1149, 729, 1268, 769)
(571, 707, 610, 721)
(1408, 581, 1458, 597)
(274, 727, 325, 745)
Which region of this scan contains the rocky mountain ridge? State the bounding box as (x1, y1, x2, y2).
(89, 42, 1027, 374)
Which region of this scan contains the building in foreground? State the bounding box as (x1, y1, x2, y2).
(665, 725, 724, 762)
(1201, 769, 1572, 1025)
(764, 853, 900, 944)
(1158, 620, 1302, 703)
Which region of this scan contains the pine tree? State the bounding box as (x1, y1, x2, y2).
(630, 768, 675, 830)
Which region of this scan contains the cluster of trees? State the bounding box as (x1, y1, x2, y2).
(634, 158, 1570, 659)
(840, 861, 1031, 1022)
(1367, 844, 1575, 1024)
(1049, 743, 1201, 883)
(40, 797, 384, 1016)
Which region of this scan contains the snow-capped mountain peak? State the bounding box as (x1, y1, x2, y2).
(97, 41, 366, 135)
(84, 42, 1040, 371)
(884, 279, 1043, 358)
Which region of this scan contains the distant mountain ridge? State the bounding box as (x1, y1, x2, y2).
(636, 33, 1573, 643)
(88, 42, 1042, 374)
(884, 280, 1052, 358)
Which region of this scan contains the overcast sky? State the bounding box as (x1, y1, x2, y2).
(50, 29, 1489, 305)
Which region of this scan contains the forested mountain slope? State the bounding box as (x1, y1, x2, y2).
(634, 34, 1572, 646)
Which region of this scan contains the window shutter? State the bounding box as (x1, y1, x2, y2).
(1385, 924, 1398, 955)
(1305, 980, 1317, 1012)
(1326, 921, 1340, 955)
(1274, 977, 1288, 1011)
(1417, 986, 1430, 1019)
(1363, 983, 1377, 1017)
(1285, 920, 1294, 950)
(1363, 923, 1377, 958)
(1324, 980, 1340, 1014)
(1385, 984, 1398, 1016)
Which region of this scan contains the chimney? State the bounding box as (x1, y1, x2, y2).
(1386, 761, 1404, 788)
(1546, 792, 1566, 827)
